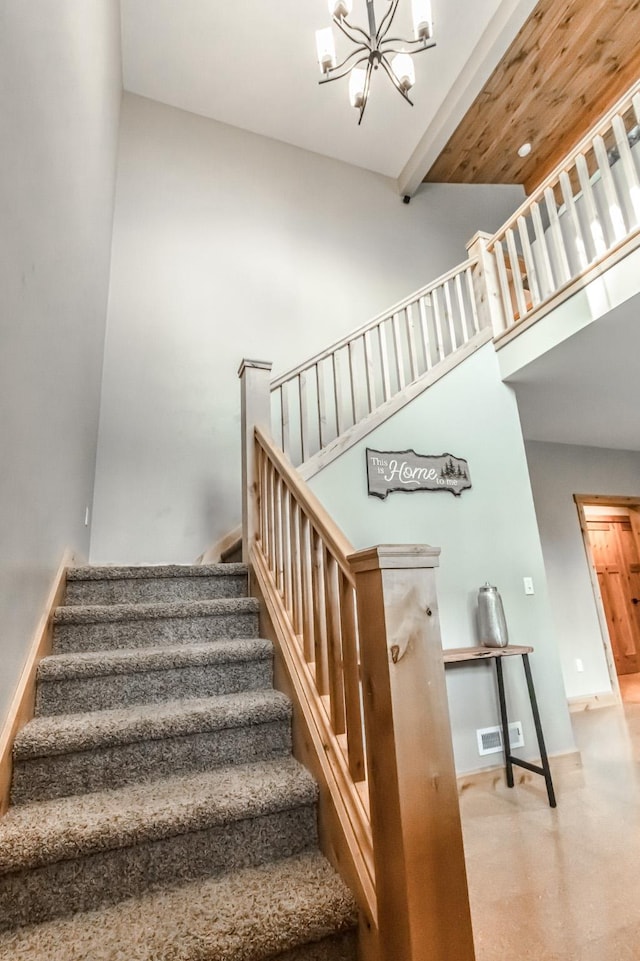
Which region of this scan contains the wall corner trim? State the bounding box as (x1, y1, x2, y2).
(0, 549, 76, 815)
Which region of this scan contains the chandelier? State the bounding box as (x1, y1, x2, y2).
(315, 0, 435, 124)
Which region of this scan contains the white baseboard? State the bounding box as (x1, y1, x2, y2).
(567, 691, 618, 712)
(456, 749, 582, 795)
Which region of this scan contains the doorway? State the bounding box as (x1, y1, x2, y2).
(575, 495, 640, 702)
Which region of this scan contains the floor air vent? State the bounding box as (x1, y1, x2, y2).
(476, 722, 524, 756)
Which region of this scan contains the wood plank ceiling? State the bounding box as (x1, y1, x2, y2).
(425, 0, 640, 193)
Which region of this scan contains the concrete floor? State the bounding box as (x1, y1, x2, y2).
(460, 676, 640, 961)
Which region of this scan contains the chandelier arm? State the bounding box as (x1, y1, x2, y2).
(376, 0, 400, 44)
(335, 14, 372, 46)
(357, 60, 374, 126)
(319, 50, 371, 84)
(381, 37, 436, 50)
(380, 54, 414, 106)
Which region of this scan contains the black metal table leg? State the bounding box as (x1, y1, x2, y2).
(494, 657, 514, 788)
(521, 653, 557, 808)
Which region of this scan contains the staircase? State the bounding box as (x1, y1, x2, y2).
(0, 564, 357, 960)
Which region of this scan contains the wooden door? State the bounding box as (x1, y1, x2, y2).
(586, 516, 640, 676)
(629, 509, 640, 643)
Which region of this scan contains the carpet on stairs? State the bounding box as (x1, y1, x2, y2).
(1, 564, 358, 959)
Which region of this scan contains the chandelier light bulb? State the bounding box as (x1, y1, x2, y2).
(392, 52, 415, 92)
(315, 27, 337, 74)
(329, 0, 353, 19)
(349, 68, 367, 109)
(412, 0, 433, 39)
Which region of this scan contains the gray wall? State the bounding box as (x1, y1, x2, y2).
(525, 440, 640, 700)
(308, 344, 575, 774)
(91, 92, 524, 565)
(0, 2, 122, 725)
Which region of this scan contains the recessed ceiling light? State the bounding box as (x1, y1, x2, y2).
(518, 142, 532, 158)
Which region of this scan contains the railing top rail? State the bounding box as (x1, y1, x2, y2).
(270, 256, 478, 390)
(255, 426, 356, 580)
(488, 75, 640, 246)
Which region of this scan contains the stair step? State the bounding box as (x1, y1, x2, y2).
(52, 597, 260, 654)
(12, 690, 292, 804)
(0, 850, 357, 960)
(0, 758, 317, 931)
(36, 638, 273, 715)
(64, 564, 248, 605)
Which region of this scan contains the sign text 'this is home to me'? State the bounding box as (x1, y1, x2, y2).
(366, 448, 472, 500)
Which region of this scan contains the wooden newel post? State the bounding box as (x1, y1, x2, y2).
(238, 359, 272, 564)
(466, 230, 507, 336)
(349, 545, 476, 961)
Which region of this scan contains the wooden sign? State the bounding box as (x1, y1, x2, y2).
(366, 448, 472, 500)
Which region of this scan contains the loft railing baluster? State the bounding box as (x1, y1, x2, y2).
(392, 312, 405, 390)
(454, 272, 469, 343)
(505, 227, 528, 320)
(443, 279, 457, 350)
(593, 133, 626, 243)
(464, 266, 480, 335)
(418, 295, 434, 367)
(378, 322, 391, 400)
(611, 113, 640, 228)
(431, 289, 445, 361)
(544, 186, 572, 285)
(492, 240, 514, 328)
(530, 200, 556, 298)
(363, 329, 375, 413)
(406, 303, 419, 379)
(517, 215, 541, 307)
(559, 169, 589, 270)
(575, 153, 607, 259)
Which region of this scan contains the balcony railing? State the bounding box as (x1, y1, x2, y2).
(270, 260, 482, 468)
(269, 77, 640, 471)
(487, 78, 640, 337)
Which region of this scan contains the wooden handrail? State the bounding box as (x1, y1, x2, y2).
(240, 361, 476, 961)
(254, 426, 356, 578)
(270, 258, 481, 389)
(271, 258, 481, 467)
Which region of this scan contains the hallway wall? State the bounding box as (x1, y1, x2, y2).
(0, 2, 122, 727)
(308, 344, 575, 773)
(91, 92, 524, 564)
(526, 441, 640, 701)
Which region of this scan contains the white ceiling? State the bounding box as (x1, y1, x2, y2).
(120, 0, 537, 182)
(509, 292, 640, 453)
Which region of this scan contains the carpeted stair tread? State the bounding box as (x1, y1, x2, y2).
(64, 565, 250, 606)
(54, 597, 259, 625)
(0, 757, 316, 874)
(0, 851, 358, 961)
(66, 564, 248, 581)
(14, 690, 290, 760)
(37, 638, 272, 682)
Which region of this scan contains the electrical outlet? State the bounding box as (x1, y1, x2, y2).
(576, 658, 584, 672)
(523, 576, 535, 595)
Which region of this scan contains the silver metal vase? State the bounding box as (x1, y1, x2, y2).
(477, 582, 509, 648)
